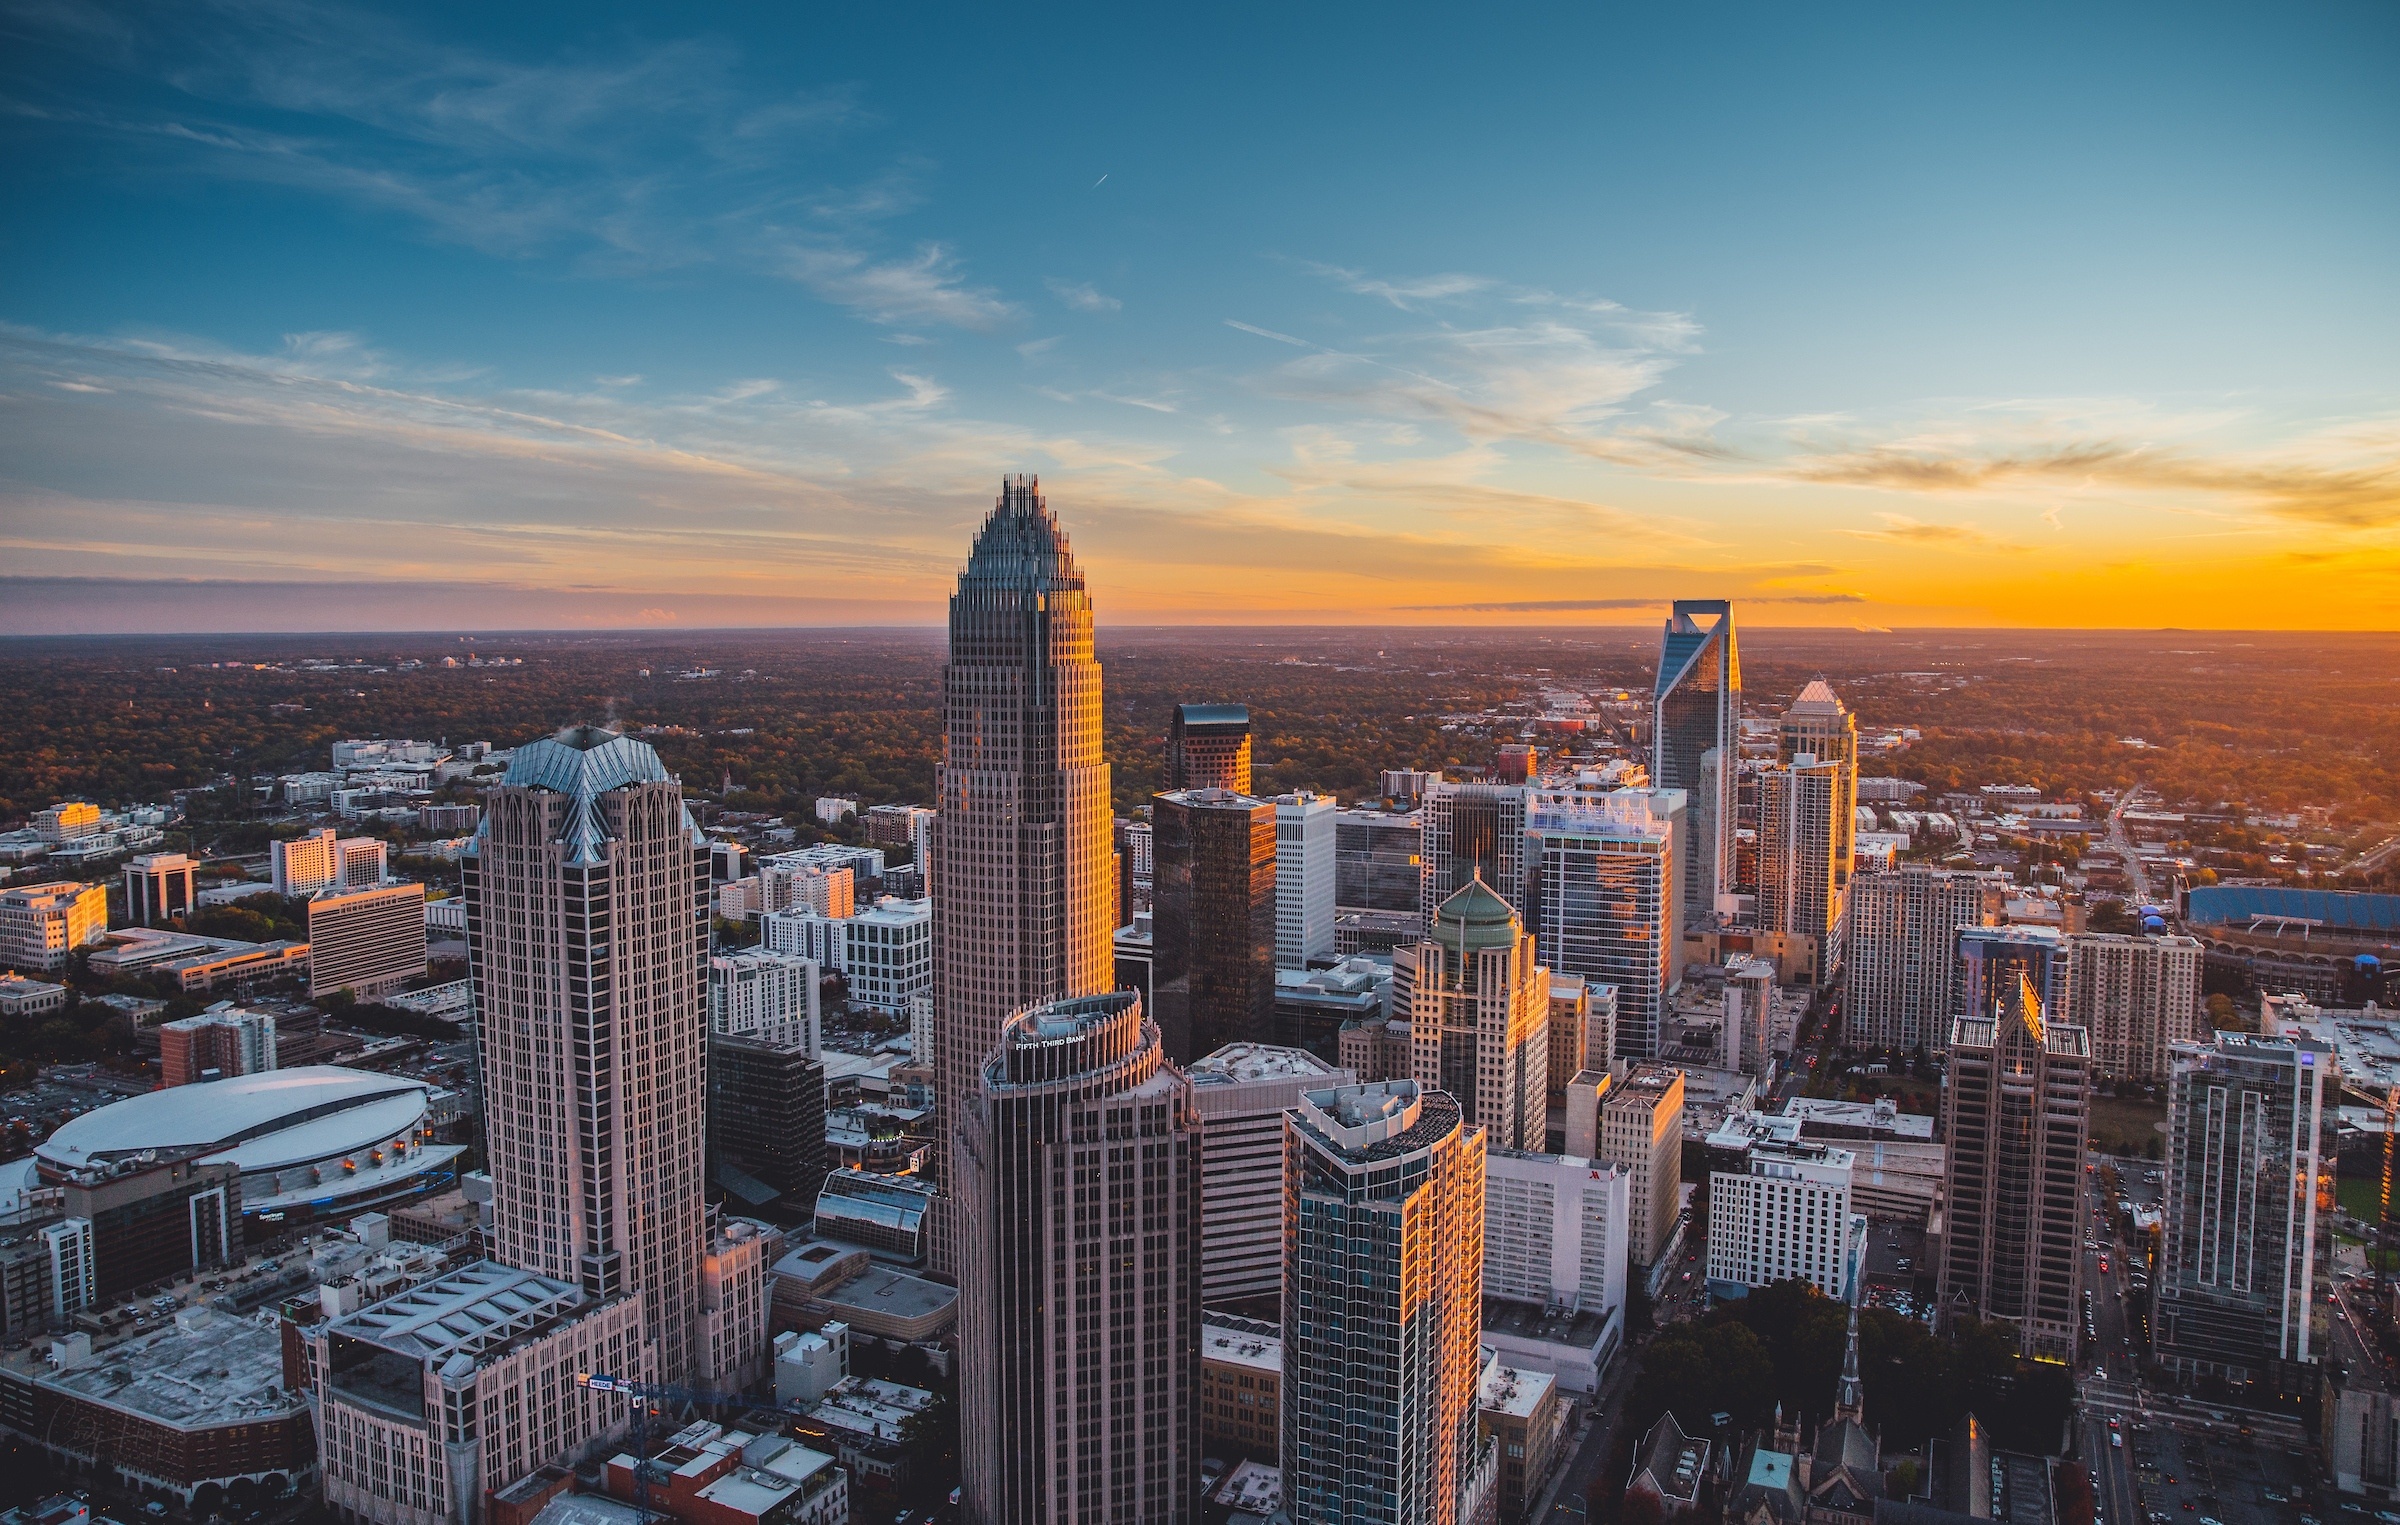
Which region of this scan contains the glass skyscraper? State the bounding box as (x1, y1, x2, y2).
(1528, 782, 1681, 1060)
(1650, 600, 1740, 924)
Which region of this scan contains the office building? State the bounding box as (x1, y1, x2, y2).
(1168, 702, 1253, 793)
(1958, 924, 2068, 1033)
(2155, 1030, 2329, 1390)
(1200, 1315, 1283, 1464)
(124, 851, 198, 927)
(159, 1006, 278, 1086)
(709, 947, 820, 1049)
(762, 896, 930, 1015)
(272, 827, 386, 897)
(1186, 1041, 1352, 1316)
(1600, 1065, 1685, 1273)
(307, 881, 429, 999)
(1725, 956, 1776, 1076)
(1843, 866, 2004, 1051)
(759, 862, 854, 918)
(1754, 755, 1845, 986)
(1777, 681, 1859, 891)
(29, 1154, 240, 1301)
(0, 880, 108, 973)
(1482, 1148, 1631, 1390)
(1651, 601, 1740, 922)
(466, 724, 710, 1384)
(1393, 878, 1550, 1151)
(1546, 975, 1615, 1101)
(34, 801, 103, 842)
(708, 1030, 828, 1226)
(1334, 805, 1422, 917)
(1381, 767, 1441, 802)
(1703, 1110, 1863, 1301)
(1275, 790, 1338, 970)
(2067, 931, 2205, 1082)
(956, 991, 1200, 1525)
(932, 477, 1116, 1280)
(1420, 780, 1530, 921)
(1482, 1358, 1568, 1525)
(1151, 787, 1279, 1063)
(1527, 782, 1681, 1060)
(1285, 1081, 1492, 1525)
(1938, 976, 2089, 1360)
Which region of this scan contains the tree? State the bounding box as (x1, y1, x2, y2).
(2205, 992, 2243, 1032)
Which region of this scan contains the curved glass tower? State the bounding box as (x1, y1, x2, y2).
(1651, 599, 1740, 923)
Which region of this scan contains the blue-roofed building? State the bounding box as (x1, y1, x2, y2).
(2180, 886, 2399, 1005)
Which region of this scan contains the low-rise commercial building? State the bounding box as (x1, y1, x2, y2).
(1199, 1314, 1282, 1464)
(1481, 1357, 1566, 1525)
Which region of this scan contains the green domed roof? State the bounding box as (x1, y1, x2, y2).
(1432, 874, 1521, 954)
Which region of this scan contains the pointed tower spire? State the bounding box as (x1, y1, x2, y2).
(1834, 1295, 1865, 1422)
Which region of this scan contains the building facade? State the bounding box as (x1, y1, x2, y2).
(1419, 781, 1530, 923)
(2067, 931, 2204, 1082)
(1777, 681, 1859, 895)
(1274, 791, 1338, 971)
(707, 947, 821, 1049)
(1601, 1065, 1686, 1272)
(1652, 601, 1740, 923)
(932, 476, 1116, 1280)
(159, 1007, 278, 1086)
(956, 991, 1201, 1525)
(1167, 703, 1253, 793)
(1284, 1081, 1490, 1525)
(0, 881, 108, 973)
(125, 852, 199, 928)
(308, 882, 429, 999)
(1938, 977, 2089, 1360)
(1754, 757, 1845, 987)
(273, 828, 386, 897)
(466, 725, 710, 1385)
(1528, 782, 1681, 1061)
(1393, 879, 1550, 1152)
(1842, 867, 2004, 1052)
(2155, 1031, 2329, 1390)
(1150, 788, 1279, 1064)
(1483, 1148, 1631, 1321)
(1185, 1042, 1352, 1316)
(1334, 807, 1421, 918)
(1703, 1113, 1861, 1301)
(706, 1031, 828, 1226)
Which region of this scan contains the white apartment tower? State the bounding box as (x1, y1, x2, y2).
(1842, 865, 2004, 1051)
(1274, 790, 1338, 970)
(1704, 1112, 1861, 1300)
(709, 946, 822, 1050)
(465, 725, 711, 1385)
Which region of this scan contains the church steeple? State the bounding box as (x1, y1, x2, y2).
(1833, 1295, 1865, 1423)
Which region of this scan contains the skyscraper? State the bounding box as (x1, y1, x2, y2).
(1420, 779, 1531, 920)
(1651, 600, 1740, 923)
(1527, 781, 1681, 1060)
(1777, 680, 1859, 890)
(933, 476, 1116, 1272)
(1843, 866, 2004, 1051)
(1601, 1064, 1686, 1273)
(1938, 974, 2089, 1360)
(1958, 924, 2069, 1030)
(2156, 1030, 2329, 1391)
(1284, 1080, 1492, 1525)
(1274, 790, 1338, 970)
(957, 991, 1201, 1524)
(1753, 757, 1845, 986)
(1186, 1041, 1352, 1317)
(466, 725, 712, 1381)
(1168, 702, 1253, 792)
(2066, 930, 2205, 1082)
(1393, 878, 1551, 1152)
(1151, 787, 1279, 1063)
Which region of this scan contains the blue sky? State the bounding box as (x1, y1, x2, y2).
(3, 1, 2396, 630)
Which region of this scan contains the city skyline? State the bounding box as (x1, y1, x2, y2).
(4, 4, 2397, 633)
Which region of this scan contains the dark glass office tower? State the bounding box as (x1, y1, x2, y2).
(1151, 787, 1278, 1063)
(1168, 702, 1253, 792)
(706, 1030, 828, 1225)
(1651, 600, 1740, 923)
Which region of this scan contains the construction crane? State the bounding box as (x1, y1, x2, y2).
(574, 1373, 795, 1520)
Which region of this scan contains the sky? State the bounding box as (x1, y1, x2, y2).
(2, 1, 2396, 633)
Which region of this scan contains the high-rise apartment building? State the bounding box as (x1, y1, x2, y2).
(306, 881, 428, 999)
(1151, 788, 1279, 1063)
(2155, 1030, 2329, 1389)
(465, 724, 711, 1383)
(1527, 782, 1681, 1060)
(1938, 976, 2089, 1360)
(1186, 1042, 1352, 1316)
(957, 991, 1200, 1525)
(1651, 600, 1740, 923)
(762, 895, 930, 1014)
(0, 881, 108, 973)
(1420, 780, 1531, 921)
(1777, 680, 1858, 889)
(1164, 702, 1253, 793)
(708, 946, 821, 1049)
(123, 852, 197, 928)
(1843, 866, 2004, 1051)
(1274, 791, 1338, 970)
(1284, 1081, 1491, 1525)
(272, 827, 386, 897)
(1754, 755, 1845, 986)
(2067, 931, 2205, 1082)
(1600, 1064, 1685, 1272)
(1392, 879, 1550, 1152)
(933, 476, 1116, 1277)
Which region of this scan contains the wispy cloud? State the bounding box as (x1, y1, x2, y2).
(780, 242, 1016, 329)
(1305, 263, 1494, 311)
(1841, 513, 2018, 550)
(1225, 319, 1311, 347)
(1046, 278, 1121, 314)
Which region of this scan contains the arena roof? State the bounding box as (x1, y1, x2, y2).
(2185, 886, 2400, 935)
(37, 1065, 438, 1175)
